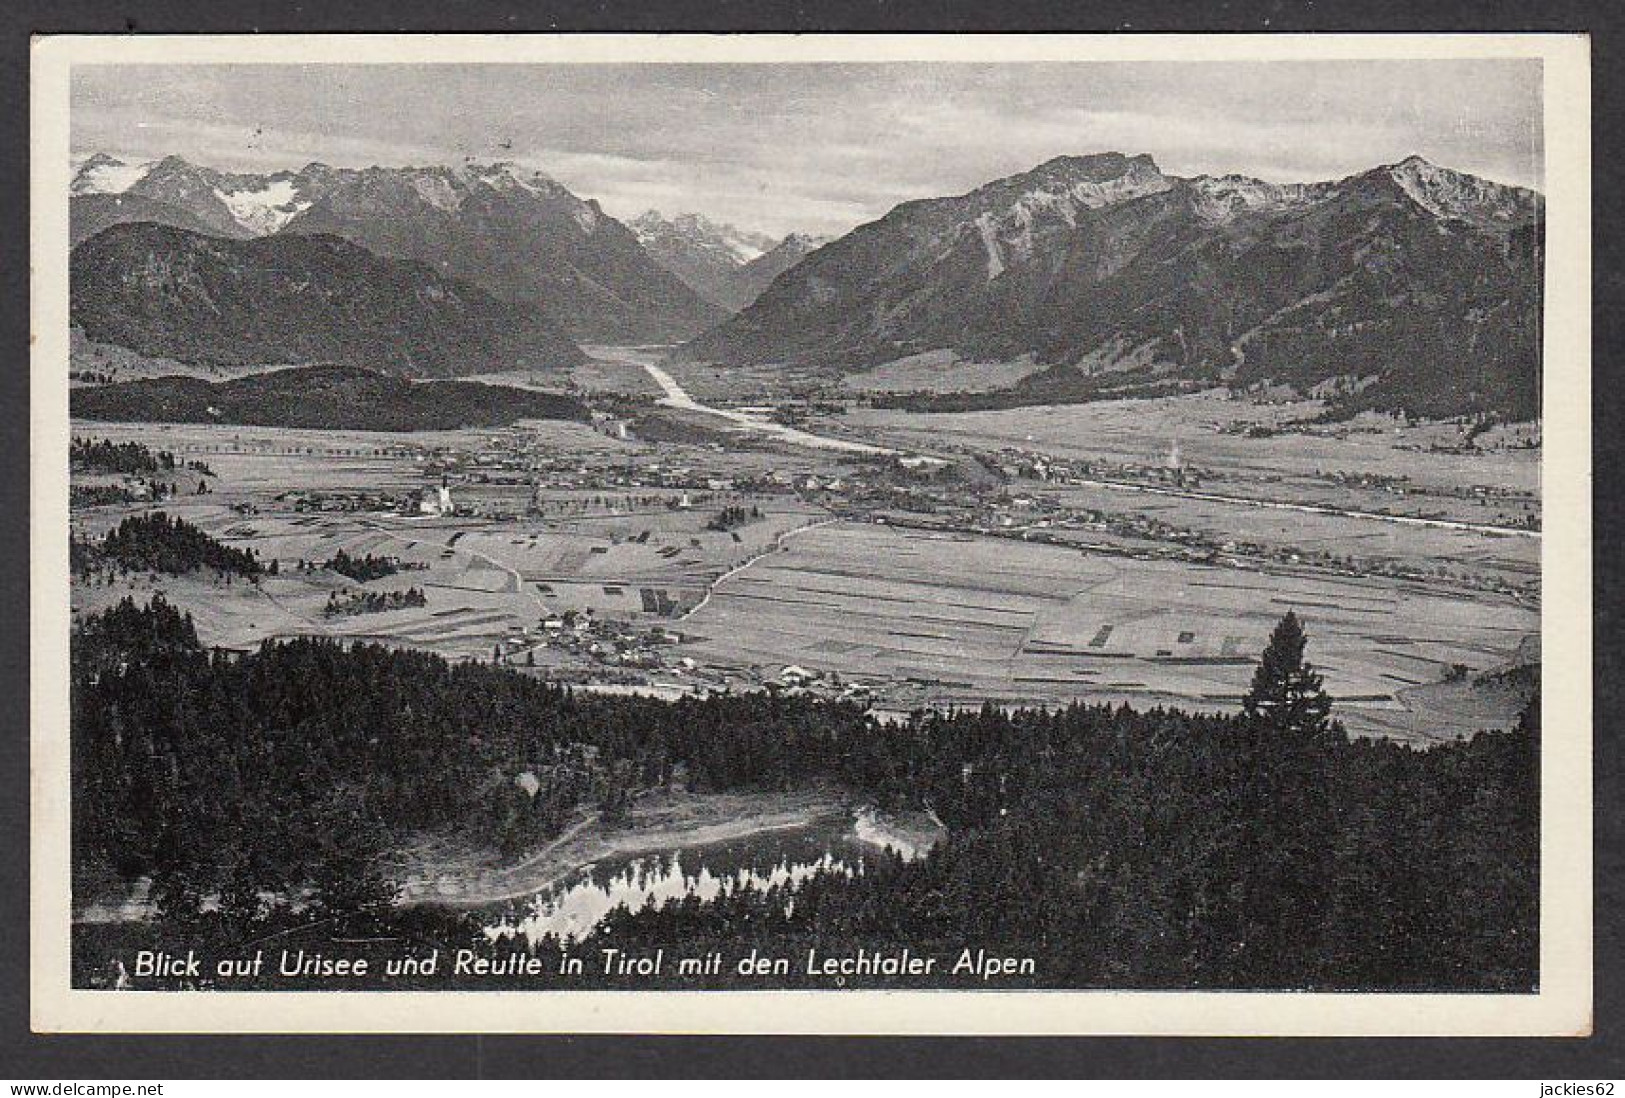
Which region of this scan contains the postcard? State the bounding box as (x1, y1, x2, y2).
(30, 31, 1592, 1035)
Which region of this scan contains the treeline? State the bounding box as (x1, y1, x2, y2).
(323, 586, 427, 617)
(589, 698, 1537, 991)
(578, 619, 1537, 991)
(311, 550, 426, 583)
(71, 364, 591, 433)
(72, 481, 190, 509)
(706, 504, 762, 532)
(70, 484, 140, 508)
(71, 436, 214, 477)
(868, 366, 1195, 414)
(72, 512, 262, 579)
(72, 597, 873, 924)
(71, 437, 175, 475)
(71, 601, 1537, 991)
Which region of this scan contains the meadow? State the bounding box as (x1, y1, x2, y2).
(841, 390, 1540, 495)
(678, 520, 1537, 743)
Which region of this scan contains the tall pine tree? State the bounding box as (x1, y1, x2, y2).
(1243, 611, 1333, 736)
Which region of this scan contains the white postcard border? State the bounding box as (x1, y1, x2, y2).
(29, 31, 1593, 1036)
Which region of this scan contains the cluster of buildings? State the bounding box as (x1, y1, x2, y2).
(983, 445, 1206, 490)
(513, 611, 685, 670)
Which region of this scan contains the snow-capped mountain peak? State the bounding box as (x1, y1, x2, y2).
(71, 154, 156, 197)
(216, 176, 312, 235)
(632, 210, 777, 265)
(69, 151, 726, 342)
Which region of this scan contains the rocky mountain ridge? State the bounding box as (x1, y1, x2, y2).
(679, 152, 1542, 419)
(71, 155, 725, 343)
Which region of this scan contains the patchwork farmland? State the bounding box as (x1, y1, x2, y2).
(69, 365, 1541, 746)
(677, 521, 1537, 742)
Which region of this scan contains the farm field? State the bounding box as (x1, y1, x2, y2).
(658, 358, 834, 404)
(572, 346, 671, 397)
(69, 379, 1541, 746)
(839, 350, 1050, 394)
(73, 503, 545, 660)
(73, 495, 838, 662)
(68, 419, 845, 667)
(1039, 483, 1539, 590)
(676, 520, 1538, 743)
(450, 500, 826, 620)
(841, 390, 1540, 496)
(74, 418, 633, 470)
(1031, 472, 1538, 532)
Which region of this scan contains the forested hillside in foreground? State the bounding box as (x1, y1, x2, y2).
(72, 600, 1537, 991)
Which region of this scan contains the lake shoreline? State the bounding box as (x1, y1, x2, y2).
(73, 787, 947, 927)
(395, 787, 861, 910)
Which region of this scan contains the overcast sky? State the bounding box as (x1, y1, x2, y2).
(72, 61, 1543, 238)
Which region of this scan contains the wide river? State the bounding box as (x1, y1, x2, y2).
(590, 346, 898, 455)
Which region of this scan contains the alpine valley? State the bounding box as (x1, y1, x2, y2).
(70, 150, 1541, 420)
(67, 137, 1545, 997)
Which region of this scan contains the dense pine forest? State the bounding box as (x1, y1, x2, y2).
(71, 484, 144, 508)
(315, 549, 426, 583)
(71, 599, 1537, 992)
(71, 437, 176, 475)
(71, 512, 262, 579)
(71, 436, 214, 478)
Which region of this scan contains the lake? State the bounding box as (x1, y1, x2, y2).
(484, 808, 930, 945)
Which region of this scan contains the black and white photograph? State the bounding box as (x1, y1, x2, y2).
(28, 32, 1592, 1036)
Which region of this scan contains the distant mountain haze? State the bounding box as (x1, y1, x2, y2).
(70, 222, 585, 378)
(678, 152, 1542, 420)
(726, 234, 834, 312)
(631, 211, 827, 311)
(71, 154, 726, 343)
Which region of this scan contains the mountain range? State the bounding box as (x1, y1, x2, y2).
(71, 154, 726, 343)
(71, 222, 585, 377)
(71, 150, 1543, 421)
(630, 211, 829, 311)
(678, 152, 1543, 419)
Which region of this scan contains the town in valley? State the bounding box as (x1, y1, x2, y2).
(64, 60, 1546, 993)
